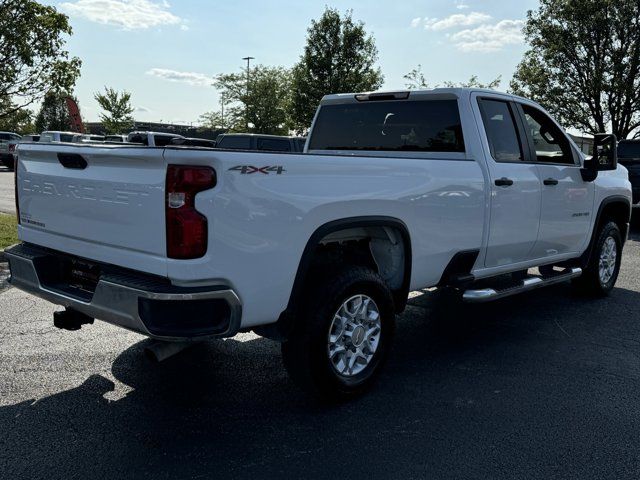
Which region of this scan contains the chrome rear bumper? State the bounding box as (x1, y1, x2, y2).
(5, 243, 242, 341)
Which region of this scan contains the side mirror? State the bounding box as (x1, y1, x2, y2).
(594, 133, 617, 171)
(581, 133, 618, 182)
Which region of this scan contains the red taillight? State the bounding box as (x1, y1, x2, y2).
(165, 165, 216, 259)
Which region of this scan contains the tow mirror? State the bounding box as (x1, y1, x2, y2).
(581, 133, 618, 182)
(594, 133, 617, 171)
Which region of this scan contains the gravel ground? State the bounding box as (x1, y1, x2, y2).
(1, 220, 640, 479)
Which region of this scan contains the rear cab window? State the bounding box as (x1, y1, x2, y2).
(154, 135, 180, 147)
(218, 136, 252, 150)
(309, 99, 465, 153)
(257, 138, 291, 152)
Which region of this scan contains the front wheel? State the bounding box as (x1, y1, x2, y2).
(281, 267, 395, 400)
(573, 221, 622, 296)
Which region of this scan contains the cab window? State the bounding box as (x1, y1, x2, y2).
(309, 99, 465, 153)
(154, 135, 179, 147)
(218, 136, 251, 150)
(521, 105, 574, 165)
(257, 138, 291, 152)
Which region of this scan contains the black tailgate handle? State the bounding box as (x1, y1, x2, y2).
(57, 153, 87, 169)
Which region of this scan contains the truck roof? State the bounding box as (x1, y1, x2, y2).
(128, 131, 184, 137)
(41, 131, 82, 135)
(320, 88, 519, 105)
(218, 133, 301, 140)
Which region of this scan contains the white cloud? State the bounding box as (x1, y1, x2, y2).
(424, 12, 492, 31)
(455, 0, 470, 9)
(451, 19, 525, 52)
(60, 0, 186, 30)
(146, 68, 211, 87)
(135, 105, 150, 113)
(410, 17, 422, 28)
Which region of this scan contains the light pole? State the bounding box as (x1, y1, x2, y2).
(220, 92, 226, 130)
(242, 56, 254, 130)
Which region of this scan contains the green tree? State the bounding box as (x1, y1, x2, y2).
(202, 65, 292, 135)
(0, 0, 81, 119)
(404, 65, 501, 90)
(510, 0, 640, 139)
(290, 8, 384, 133)
(94, 87, 135, 134)
(0, 98, 34, 133)
(34, 91, 76, 132)
(199, 110, 228, 131)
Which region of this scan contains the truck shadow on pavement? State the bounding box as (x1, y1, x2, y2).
(2, 279, 640, 479)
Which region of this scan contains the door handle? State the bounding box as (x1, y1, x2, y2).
(543, 178, 559, 186)
(494, 177, 514, 187)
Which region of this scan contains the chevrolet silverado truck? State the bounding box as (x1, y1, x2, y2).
(6, 88, 632, 398)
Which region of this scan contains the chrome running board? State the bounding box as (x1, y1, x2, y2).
(463, 268, 582, 303)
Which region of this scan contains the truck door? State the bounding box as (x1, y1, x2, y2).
(516, 103, 595, 258)
(476, 96, 542, 268)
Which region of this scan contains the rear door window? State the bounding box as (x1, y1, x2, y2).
(478, 99, 524, 162)
(309, 99, 465, 152)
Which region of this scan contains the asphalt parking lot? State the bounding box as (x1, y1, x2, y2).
(1, 163, 640, 478)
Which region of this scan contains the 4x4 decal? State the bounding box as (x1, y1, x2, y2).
(229, 165, 286, 175)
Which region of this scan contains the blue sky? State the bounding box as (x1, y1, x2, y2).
(46, 0, 539, 124)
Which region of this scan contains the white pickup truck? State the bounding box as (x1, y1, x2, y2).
(6, 88, 632, 398)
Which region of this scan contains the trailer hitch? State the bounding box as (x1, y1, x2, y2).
(53, 308, 94, 331)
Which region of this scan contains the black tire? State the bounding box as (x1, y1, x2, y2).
(573, 221, 622, 296)
(281, 266, 395, 400)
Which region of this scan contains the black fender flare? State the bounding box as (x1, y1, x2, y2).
(579, 195, 631, 268)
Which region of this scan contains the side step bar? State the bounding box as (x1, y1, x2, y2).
(463, 268, 582, 303)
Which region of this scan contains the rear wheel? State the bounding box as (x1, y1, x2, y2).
(573, 221, 622, 296)
(281, 267, 395, 400)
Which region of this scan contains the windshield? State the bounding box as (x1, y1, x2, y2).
(309, 99, 465, 153)
(618, 141, 640, 159)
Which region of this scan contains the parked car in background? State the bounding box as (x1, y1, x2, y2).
(127, 131, 184, 147)
(81, 134, 105, 143)
(618, 139, 640, 205)
(21, 134, 40, 142)
(170, 137, 217, 148)
(105, 135, 128, 143)
(40, 131, 83, 143)
(215, 133, 306, 152)
(0, 131, 21, 169)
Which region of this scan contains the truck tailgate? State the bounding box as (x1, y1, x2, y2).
(16, 144, 168, 276)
